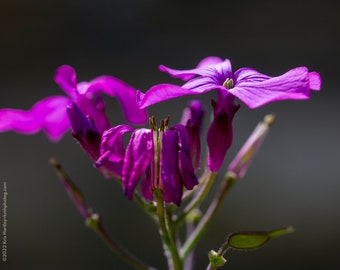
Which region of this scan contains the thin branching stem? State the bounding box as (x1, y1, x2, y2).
(175, 170, 216, 227)
(180, 173, 237, 259)
(87, 214, 157, 270)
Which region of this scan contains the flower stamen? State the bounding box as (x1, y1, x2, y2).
(223, 78, 234, 89)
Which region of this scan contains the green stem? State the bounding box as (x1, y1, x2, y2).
(175, 170, 216, 227)
(154, 189, 183, 270)
(180, 173, 237, 259)
(87, 214, 156, 270)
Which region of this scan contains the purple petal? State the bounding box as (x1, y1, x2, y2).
(54, 65, 77, 97)
(180, 101, 205, 171)
(95, 125, 134, 178)
(123, 129, 153, 200)
(67, 102, 102, 161)
(86, 76, 148, 125)
(67, 102, 98, 138)
(141, 166, 153, 200)
(171, 125, 198, 190)
(96, 125, 133, 165)
(161, 130, 182, 206)
(231, 67, 321, 108)
(72, 86, 111, 134)
(207, 92, 240, 172)
(137, 84, 195, 109)
(182, 77, 225, 93)
(308, 71, 322, 90)
(159, 57, 226, 81)
(0, 96, 71, 141)
(197, 56, 224, 68)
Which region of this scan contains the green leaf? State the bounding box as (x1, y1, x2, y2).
(227, 226, 294, 250)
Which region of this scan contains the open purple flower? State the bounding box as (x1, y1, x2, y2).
(95, 117, 199, 205)
(0, 65, 148, 141)
(137, 56, 321, 109)
(137, 56, 321, 172)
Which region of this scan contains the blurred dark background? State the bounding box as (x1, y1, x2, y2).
(0, 0, 339, 269)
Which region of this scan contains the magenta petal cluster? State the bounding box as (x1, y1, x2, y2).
(0, 65, 148, 141)
(139, 125, 198, 205)
(137, 56, 321, 109)
(96, 119, 199, 205)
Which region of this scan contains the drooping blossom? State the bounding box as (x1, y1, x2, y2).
(180, 100, 205, 172)
(67, 102, 131, 179)
(95, 117, 199, 205)
(137, 56, 321, 171)
(0, 65, 148, 141)
(207, 91, 240, 172)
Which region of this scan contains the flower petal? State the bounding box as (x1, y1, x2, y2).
(141, 166, 153, 200)
(67, 102, 102, 162)
(96, 125, 133, 165)
(308, 71, 322, 90)
(54, 65, 77, 97)
(86, 76, 148, 125)
(123, 129, 153, 200)
(159, 56, 226, 81)
(182, 77, 225, 93)
(197, 56, 224, 68)
(231, 67, 321, 108)
(161, 130, 182, 206)
(137, 84, 195, 109)
(180, 100, 205, 171)
(171, 125, 198, 190)
(207, 92, 239, 172)
(72, 85, 111, 134)
(95, 124, 134, 178)
(0, 96, 71, 141)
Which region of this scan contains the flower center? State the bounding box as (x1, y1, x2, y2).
(223, 78, 234, 89)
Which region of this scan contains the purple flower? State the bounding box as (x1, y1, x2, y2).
(96, 117, 199, 205)
(0, 65, 148, 141)
(67, 102, 132, 179)
(137, 56, 321, 109)
(137, 56, 321, 172)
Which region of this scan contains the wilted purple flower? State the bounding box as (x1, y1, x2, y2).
(137, 56, 321, 109)
(207, 91, 240, 172)
(180, 100, 205, 172)
(0, 65, 147, 141)
(96, 117, 199, 205)
(67, 102, 133, 179)
(67, 102, 101, 161)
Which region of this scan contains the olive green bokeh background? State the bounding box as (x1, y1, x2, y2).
(1, 0, 339, 269)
